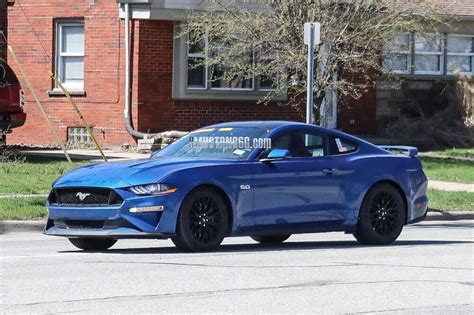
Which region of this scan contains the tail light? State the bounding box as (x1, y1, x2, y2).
(19, 89, 25, 108)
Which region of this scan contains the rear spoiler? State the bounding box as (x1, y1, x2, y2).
(378, 146, 418, 157)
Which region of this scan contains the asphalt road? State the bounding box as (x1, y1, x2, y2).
(1, 220, 473, 314)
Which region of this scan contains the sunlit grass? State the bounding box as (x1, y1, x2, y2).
(420, 157, 474, 184)
(0, 196, 47, 220)
(0, 156, 87, 194)
(428, 189, 474, 212)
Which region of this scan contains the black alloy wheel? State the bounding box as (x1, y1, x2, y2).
(369, 191, 400, 235)
(172, 188, 229, 252)
(354, 183, 406, 245)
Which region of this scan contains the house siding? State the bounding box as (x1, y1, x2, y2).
(6, 3, 307, 147)
(375, 19, 474, 134)
(135, 20, 303, 133)
(8, 1, 470, 146)
(7, 0, 132, 146)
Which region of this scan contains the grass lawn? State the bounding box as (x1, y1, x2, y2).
(428, 189, 474, 212)
(0, 156, 87, 195)
(0, 196, 47, 220)
(0, 155, 87, 220)
(420, 156, 474, 184)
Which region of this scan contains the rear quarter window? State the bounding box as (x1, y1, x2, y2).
(329, 136, 358, 155)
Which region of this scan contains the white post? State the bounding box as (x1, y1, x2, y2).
(306, 24, 315, 125)
(124, 3, 131, 122)
(304, 22, 320, 125)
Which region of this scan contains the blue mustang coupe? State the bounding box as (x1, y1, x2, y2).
(45, 121, 428, 251)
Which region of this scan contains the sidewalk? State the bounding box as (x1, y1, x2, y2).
(20, 149, 149, 162)
(429, 180, 474, 193)
(418, 152, 474, 161)
(0, 194, 48, 199)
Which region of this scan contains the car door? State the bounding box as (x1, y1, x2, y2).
(252, 130, 347, 229)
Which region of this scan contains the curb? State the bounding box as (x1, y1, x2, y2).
(423, 211, 474, 221)
(0, 220, 46, 234)
(0, 211, 473, 234)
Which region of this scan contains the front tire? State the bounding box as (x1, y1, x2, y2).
(251, 235, 291, 244)
(354, 183, 406, 245)
(68, 238, 117, 251)
(172, 188, 229, 252)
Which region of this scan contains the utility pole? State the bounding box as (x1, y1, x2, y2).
(304, 22, 321, 125)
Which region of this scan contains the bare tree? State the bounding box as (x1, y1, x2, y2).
(180, 0, 447, 122)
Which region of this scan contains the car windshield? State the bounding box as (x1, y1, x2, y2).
(153, 126, 273, 159)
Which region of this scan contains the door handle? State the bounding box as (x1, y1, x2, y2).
(322, 168, 338, 175)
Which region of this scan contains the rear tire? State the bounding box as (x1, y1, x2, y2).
(172, 188, 229, 252)
(251, 235, 291, 244)
(354, 183, 406, 245)
(68, 238, 117, 251)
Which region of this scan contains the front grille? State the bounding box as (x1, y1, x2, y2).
(58, 220, 104, 229)
(53, 220, 135, 230)
(48, 187, 123, 207)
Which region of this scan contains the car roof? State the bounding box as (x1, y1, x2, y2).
(207, 120, 308, 129)
(206, 121, 350, 138)
(205, 120, 382, 153)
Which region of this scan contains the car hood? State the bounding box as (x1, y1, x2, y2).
(54, 157, 234, 189)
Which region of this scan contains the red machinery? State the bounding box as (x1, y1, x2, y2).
(0, 59, 25, 142)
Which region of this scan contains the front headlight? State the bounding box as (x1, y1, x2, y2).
(129, 183, 177, 195)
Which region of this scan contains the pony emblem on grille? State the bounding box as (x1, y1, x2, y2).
(76, 192, 91, 201)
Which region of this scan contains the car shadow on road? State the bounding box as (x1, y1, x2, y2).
(410, 223, 474, 229)
(59, 239, 474, 255)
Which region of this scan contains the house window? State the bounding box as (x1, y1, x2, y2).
(414, 34, 444, 75)
(383, 33, 474, 76)
(173, 30, 287, 101)
(67, 127, 91, 144)
(210, 50, 254, 90)
(447, 35, 474, 74)
(185, 34, 271, 92)
(187, 34, 207, 89)
(383, 34, 411, 74)
(258, 52, 277, 90)
(55, 20, 84, 91)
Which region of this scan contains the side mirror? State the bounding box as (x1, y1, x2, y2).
(260, 149, 291, 162)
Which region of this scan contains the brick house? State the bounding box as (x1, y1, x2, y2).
(1, 0, 15, 61)
(5, 0, 474, 146)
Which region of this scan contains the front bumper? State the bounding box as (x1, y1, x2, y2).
(44, 225, 170, 239)
(44, 188, 182, 238)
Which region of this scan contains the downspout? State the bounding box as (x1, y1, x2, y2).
(123, 3, 187, 139)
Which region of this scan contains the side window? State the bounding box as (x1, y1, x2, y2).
(271, 131, 327, 158)
(329, 136, 358, 155)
